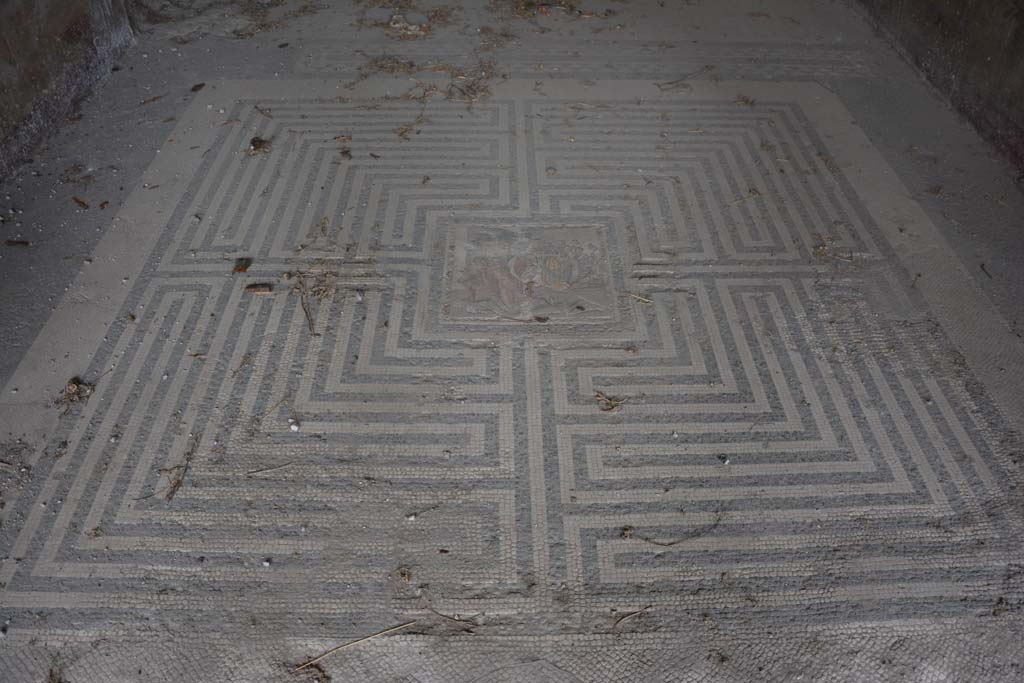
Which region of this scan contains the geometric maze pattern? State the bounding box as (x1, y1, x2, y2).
(1, 81, 1022, 646)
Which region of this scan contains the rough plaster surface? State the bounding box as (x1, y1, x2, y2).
(0, 0, 135, 181)
(854, 0, 1024, 169)
(1, 2, 1023, 681)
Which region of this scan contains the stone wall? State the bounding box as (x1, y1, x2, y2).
(0, 0, 133, 180)
(856, 0, 1024, 169)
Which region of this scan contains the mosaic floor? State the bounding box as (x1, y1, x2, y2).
(1, 3, 1023, 682)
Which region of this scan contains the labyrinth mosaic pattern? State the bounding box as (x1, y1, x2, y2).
(1, 80, 1022, 656)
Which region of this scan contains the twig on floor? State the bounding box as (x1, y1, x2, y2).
(595, 390, 627, 412)
(232, 353, 252, 377)
(160, 437, 198, 502)
(613, 604, 652, 628)
(135, 437, 200, 503)
(621, 512, 725, 547)
(425, 606, 481, 625)
(293, 621, 417, 671)
(654, 78, 692, 92)
(256, 396, 288, 424)
(730, 187, 761, 205)
(295, 275, 317, 335)
(246, 461, 295, 477)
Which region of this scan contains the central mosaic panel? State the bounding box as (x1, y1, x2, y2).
(443, 225, 616, 324)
